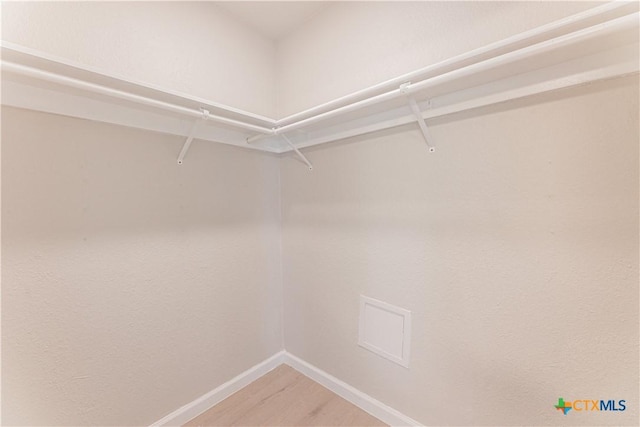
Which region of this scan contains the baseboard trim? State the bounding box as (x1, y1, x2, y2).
(150, 350, 421, 427)
(150, 350, 286, 426)
(282, 352, 422, 427)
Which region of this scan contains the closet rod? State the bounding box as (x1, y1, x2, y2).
(0, 61, 274, 135)
(275, 1, 636, 127)
(248, 10, 638, 141)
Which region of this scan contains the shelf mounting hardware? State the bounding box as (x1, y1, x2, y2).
(401, 83, 436, 153)
(281, 134, 313, 171)
(247, 127, 277, 144)
(177, 108, 210, 165)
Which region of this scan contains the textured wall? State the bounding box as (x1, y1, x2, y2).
(280, 75, 639, 426)
(1, 107, 283, 426)
(1, 2, 277, 117)
(2, 2, 638, 426)
(276, 1, 602, 117)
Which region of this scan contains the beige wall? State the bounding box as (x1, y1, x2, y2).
(2, 1, 601, 120)
(1, 107, 283, 426)
(276, 1, 601, 117)
(1, 2, 277, 117)
(280, 75, 639, 426)
(2, 77, 637, 427)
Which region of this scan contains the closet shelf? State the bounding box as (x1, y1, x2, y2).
(1, 1, 638, 159)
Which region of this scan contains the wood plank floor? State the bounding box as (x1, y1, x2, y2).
(184, 365, 387, 426)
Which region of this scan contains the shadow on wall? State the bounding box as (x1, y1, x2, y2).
(1, 107, 282, 242)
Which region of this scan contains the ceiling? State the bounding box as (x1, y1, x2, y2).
(214, 2, 329, 40)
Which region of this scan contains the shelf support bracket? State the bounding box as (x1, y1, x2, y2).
(408, 97, 435, 153)
(177, 108, 210, 165)
(282, 134, 313, 171)
(400, 84, 435, 153)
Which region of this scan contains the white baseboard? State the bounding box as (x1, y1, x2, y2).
(282, 352, 422, 427)
(150, 350, 286, 426)
(150, 350, 421, 427)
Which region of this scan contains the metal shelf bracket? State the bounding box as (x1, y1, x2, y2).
(402, 86, 436, 153)
(282, 134, 313, 171)
(177, 108, 210, 165)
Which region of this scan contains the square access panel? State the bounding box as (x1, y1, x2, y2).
(358, 295, 411, 368)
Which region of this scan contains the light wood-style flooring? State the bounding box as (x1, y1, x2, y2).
(184, 364, 387, 426)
